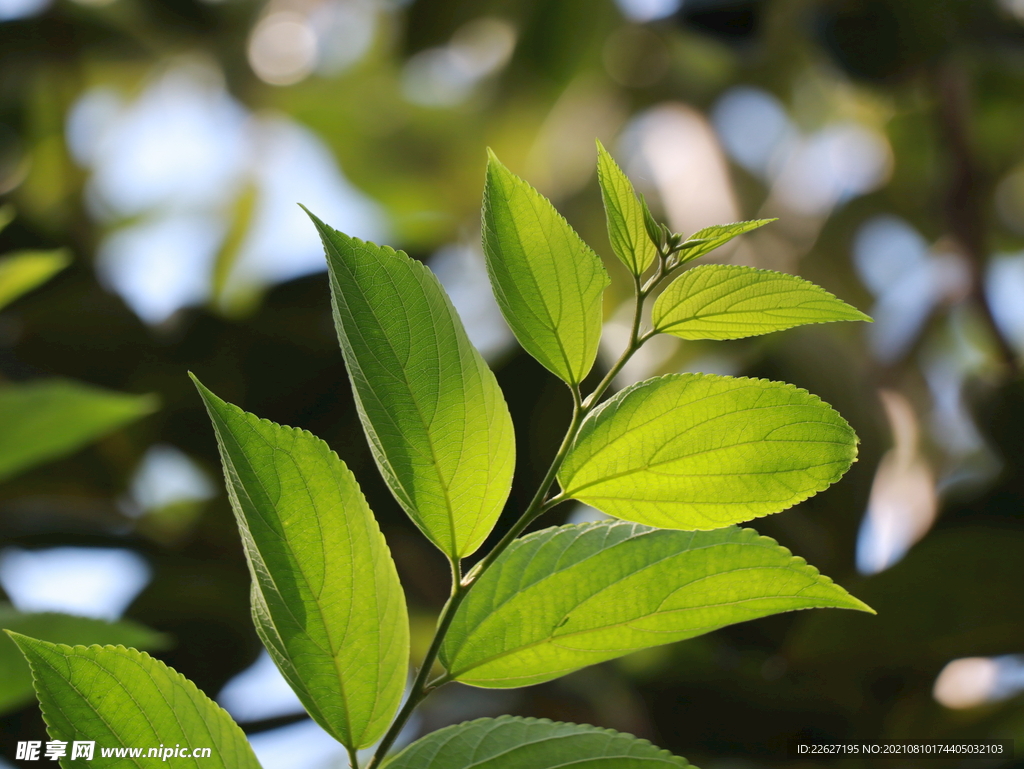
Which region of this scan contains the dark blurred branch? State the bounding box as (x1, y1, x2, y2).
(932, 61, 1019, 376)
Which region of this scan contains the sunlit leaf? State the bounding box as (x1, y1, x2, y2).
(0, 605, 169, 717)
(8, 635, 261, 769)
(0, 380, 157, 483)
(383, 716, 694, 768)
(194, 379, 409, 750)
(482, 150, 610, 385)
(558, 373, 857, 530)
(440, 522, 871, 688)
(596, 141, 657, 276)
(0, 249, 70, 311)
(652, 264, 871, 340)
(676, 220, 775, 265)
(307, 210, 515, 560)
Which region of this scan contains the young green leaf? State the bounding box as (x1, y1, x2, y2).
(0, 249, 71, 311)
(558, 373, 857, 530)
(596, 141, 657, 277)
(194, 379, 409, 750)
(0, 380, 157, 483)
(440, 522, 871, 688)
(0, 605, 169, 717)
(652, 264, 871, 340)
(383, 716, 693, 768)
(676, 219, 775, 264)
(306, 211, 515, 560)
(482, 150, 610, 385)
(8, 635, 262, 769)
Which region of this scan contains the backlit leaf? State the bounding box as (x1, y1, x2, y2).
(195, 379, 408, 750)
(653, 264, 870, 340)
(440, 522, 871, 688)
(676, 220, 775, 265)
(482, 151, 610, 385)
(558, 373, 857, 530)
(308, 211, 515, 559)
(383, 716, 693, 768)
(0, 380, 157, 483)
(0, 605, 169, 717)
(596, 141, 657, 276)
(0, 249, 70, 311)
(8, 635, 261, 769)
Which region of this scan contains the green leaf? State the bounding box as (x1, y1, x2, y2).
(482, 150, 610, 385)
(193, 379, 409, 750)
(558, 373, 857, 530)
(0, 605, 169, 717)
(8, 635, 261, 769)
(652, 264, 871, 340)
(307, 210, 515, 560)
(0, 380, 158, 483)
(440, 522, 871, 688)
(676, 219, 775, 265)
(383, 716, 694, 768)
(0, 249, 71, 311)
(596, 141, 657, 277)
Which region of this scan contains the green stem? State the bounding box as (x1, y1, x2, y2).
(347, 746, 360, 769)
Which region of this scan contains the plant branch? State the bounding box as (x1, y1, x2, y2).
(368, 252, 666, 766)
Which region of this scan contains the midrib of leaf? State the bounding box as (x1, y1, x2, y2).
(658, 305, 851, 333)
(565, 447, 849, 498)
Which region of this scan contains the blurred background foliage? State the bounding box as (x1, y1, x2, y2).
(1, 0, 1024, 766)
